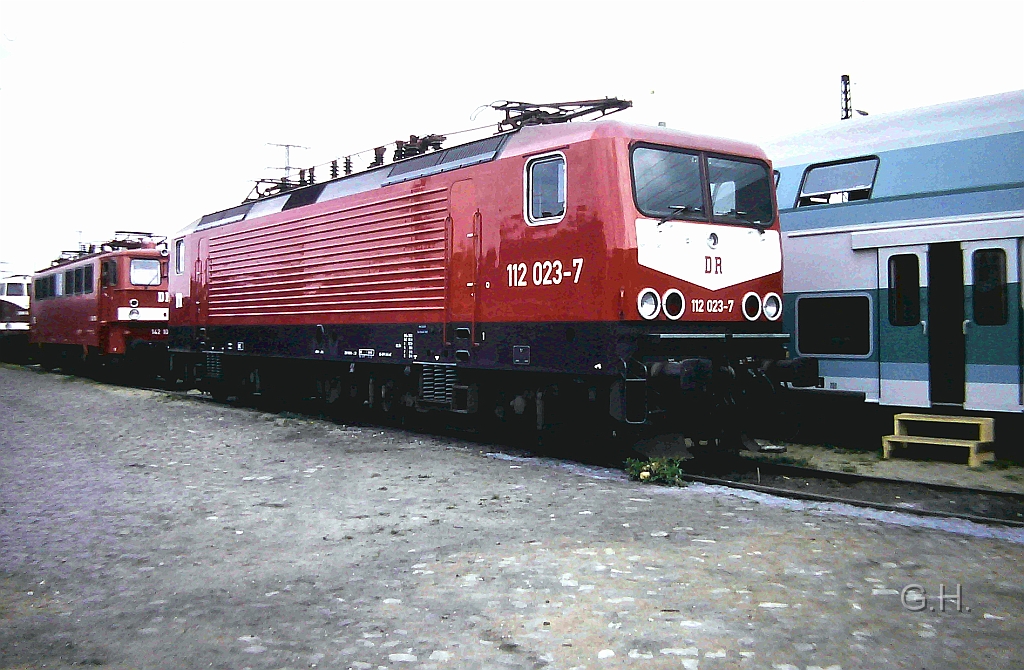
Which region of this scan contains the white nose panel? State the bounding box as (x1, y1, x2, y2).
(635, 218, 781, 291)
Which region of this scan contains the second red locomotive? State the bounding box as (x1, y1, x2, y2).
(168, 100, 815, 450)
(30, 232, 171, 378)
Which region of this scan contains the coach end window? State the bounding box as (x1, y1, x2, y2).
(888, 254, 920, 326)
(972, 249, 1007, 326)
(796, 295, 871, 356)
(526, 154, 566, 224)
(797, 157, 878, 207)
(174, 239, 185, 274)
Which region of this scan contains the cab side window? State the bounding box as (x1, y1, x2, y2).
(102, 260, 118, 287)
(526, 154, 566, 224)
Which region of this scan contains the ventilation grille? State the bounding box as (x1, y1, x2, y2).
(419, 364, 456, 404)
(205, 352, 223, 379)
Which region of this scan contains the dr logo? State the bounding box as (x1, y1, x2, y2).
(704, 256, 723, 274)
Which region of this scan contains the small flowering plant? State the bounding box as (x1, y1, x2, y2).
(625, 457, 687, 486)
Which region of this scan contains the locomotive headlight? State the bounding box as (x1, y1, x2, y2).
(762, 292, 782, 321)
(637, 288, 661, 320)
(129, 299, 139, 307)
(662, 289, 685, 320)
(741, 292, 762, 321)
(128, 308, 141, 320)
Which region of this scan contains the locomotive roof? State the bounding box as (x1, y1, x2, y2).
(498, 119, 767, 161)
(769, 89, 1024, 168)
(33, 245, 165, 275)
(182, 120, 769, 236)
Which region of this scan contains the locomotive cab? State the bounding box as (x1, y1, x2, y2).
(606, 131, 818, 442)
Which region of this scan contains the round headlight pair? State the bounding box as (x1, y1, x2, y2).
(741, 292, 782, 321)
(637, 288, 686, 320)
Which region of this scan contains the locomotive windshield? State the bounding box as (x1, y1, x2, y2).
(129, 259, 161, 286)
(632, 148, 704, 218)
(631, 146, 773, 227)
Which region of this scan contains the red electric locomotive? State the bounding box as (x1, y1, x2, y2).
(169, 100, 815, 450)
(31, 232, 171, 378)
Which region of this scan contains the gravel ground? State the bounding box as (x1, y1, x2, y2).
(1, 364, 1022, 670)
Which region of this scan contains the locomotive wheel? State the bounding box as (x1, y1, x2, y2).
(321, 375, 347, 419)
(39, 346, 57, 372)
(209, 386, 231, 403)
(379, 379, 394, 415)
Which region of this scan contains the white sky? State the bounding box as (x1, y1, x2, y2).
(1, 0, 1022, 274)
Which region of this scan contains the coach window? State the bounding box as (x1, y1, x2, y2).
(797, 157, 878, 207)
(526, 154, 566, 224)
(796, 295, 871, 356)
(130, 258, 161, 286)
(174, 239, 185, 274)
(972, 249, 1007, 326)
(888, 254, 920, 326)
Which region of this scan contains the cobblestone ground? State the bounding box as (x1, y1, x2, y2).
(1, 365, 1021, 670)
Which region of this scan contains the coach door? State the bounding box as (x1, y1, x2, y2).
(447, 179, 480, 356)
(962, 238, 1022, 411)
(878, 245, 930, 406)
(194, 237, 209, 324)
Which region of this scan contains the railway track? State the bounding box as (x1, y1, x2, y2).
(678, 458, 1024, 528)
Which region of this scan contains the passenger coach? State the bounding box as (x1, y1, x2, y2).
(169, 101, 814, 449)
(772, 90, 1023, 414)
(0, 274, 31, 362)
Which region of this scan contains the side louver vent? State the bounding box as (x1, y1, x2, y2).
(419, 363, 457, 404)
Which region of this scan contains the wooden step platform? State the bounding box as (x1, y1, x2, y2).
(882, 413, 995, 468)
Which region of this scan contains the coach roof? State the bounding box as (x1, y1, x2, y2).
(769, 89, 1024, 168)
